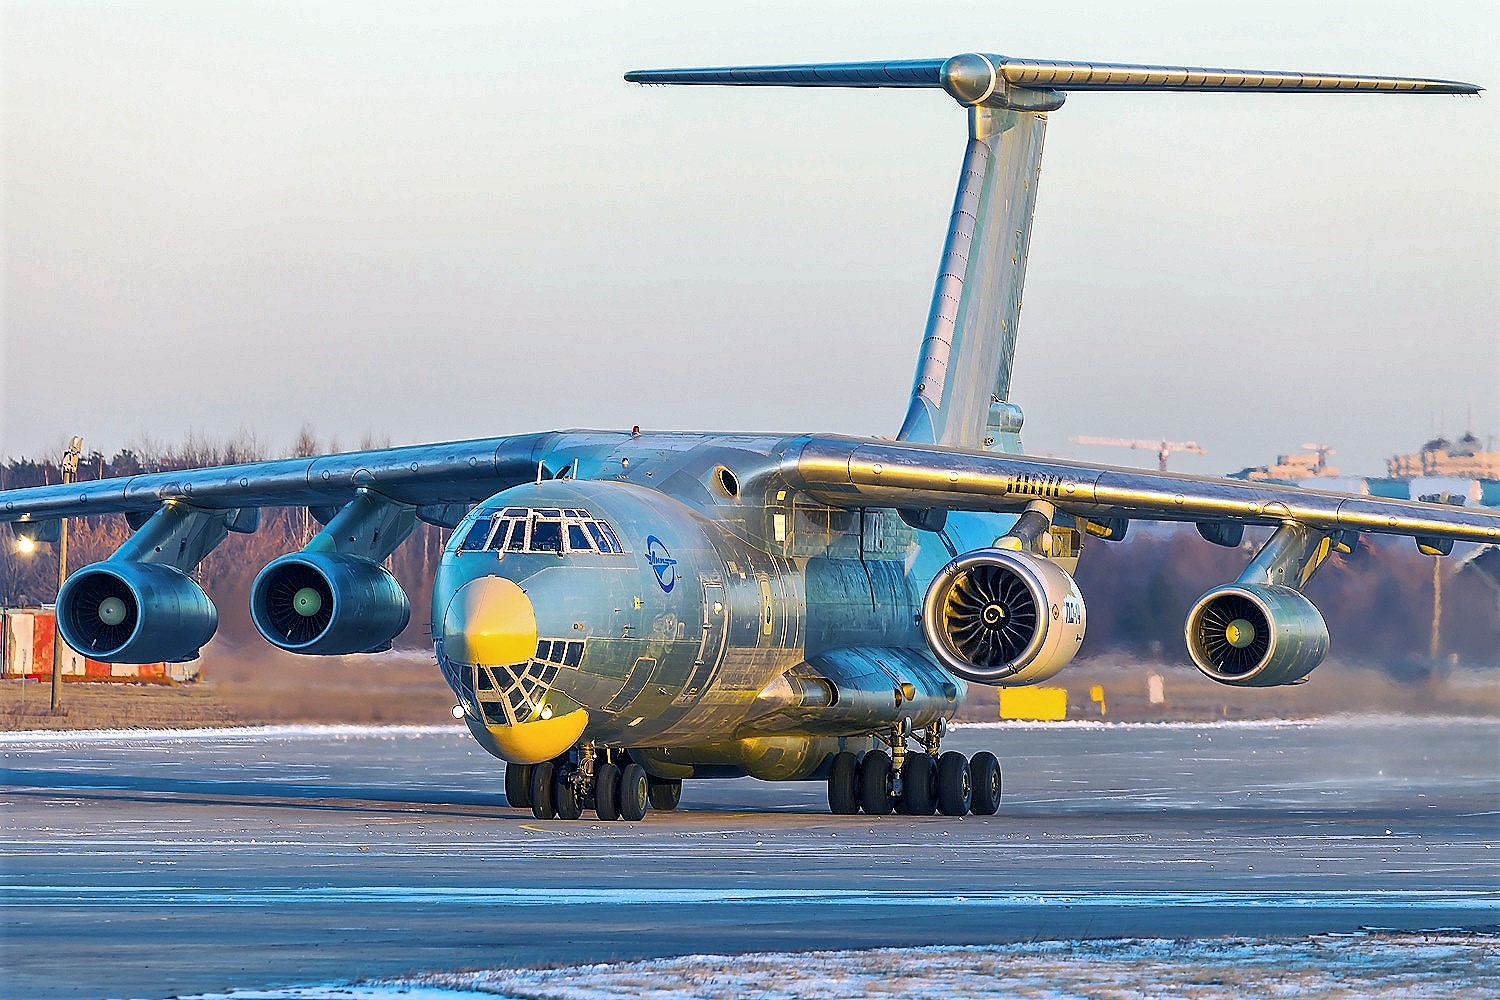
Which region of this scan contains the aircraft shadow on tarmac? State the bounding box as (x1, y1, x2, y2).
(0, 767, 516, 819)
(0, 766, 1431, 825)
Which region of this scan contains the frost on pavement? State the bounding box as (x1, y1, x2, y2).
(397, 933, 1498, 1000)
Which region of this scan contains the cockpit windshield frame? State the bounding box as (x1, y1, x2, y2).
(457, 506, 625, 558)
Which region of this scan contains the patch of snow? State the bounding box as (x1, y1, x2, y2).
(955, 713, 1500, 731)
(169, 933, 1499, 1000)
(0, 723, 464, 746)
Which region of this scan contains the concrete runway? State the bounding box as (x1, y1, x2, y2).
(2, 717, 1497, 999)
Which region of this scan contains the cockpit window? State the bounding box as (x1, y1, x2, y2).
(595, 521, 623, 554)
(459, 518, 495, 551)
(460, 506, 625, 557)
(530, 519, 563, 553)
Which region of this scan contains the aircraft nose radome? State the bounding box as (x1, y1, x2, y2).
(442, 577, 537, 666)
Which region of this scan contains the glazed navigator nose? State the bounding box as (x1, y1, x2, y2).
(442, 577, 537, 667)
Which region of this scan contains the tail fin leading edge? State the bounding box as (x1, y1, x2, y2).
(626, 54, 1480, 452)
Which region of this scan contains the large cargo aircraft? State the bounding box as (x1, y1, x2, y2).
(4, 54, 1495, 821)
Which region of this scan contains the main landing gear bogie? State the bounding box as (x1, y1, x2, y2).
(507, 751, 680, 823)
(826, 723, 1002, 818)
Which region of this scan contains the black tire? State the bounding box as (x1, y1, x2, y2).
(827, 751, 860, 815)
(594, 762, 621, 821)
(529, 761, 556, 820)
(647, 777, 682, 811)
(859, 749, 894, 816)
(619, 763, 650, 822)
(969, 751, 1002, 816)
(505, 763, 532, 810)
(554, 768, 584, 820)
(900, 752, 937, 816)
(937, 750, 972, 817)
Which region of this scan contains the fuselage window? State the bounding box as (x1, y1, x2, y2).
(566, 523, 592, 552)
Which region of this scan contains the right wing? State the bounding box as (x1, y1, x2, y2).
(1, 434, 553, 532)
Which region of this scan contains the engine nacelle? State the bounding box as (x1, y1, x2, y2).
(922, 548, 1086, 686)
(250, 552, 410, 655)
(1185, 584, 1329, 687)
(56, 562, 217, 663)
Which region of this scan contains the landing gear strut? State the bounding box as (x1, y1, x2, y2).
(825, 719, 1002, 818)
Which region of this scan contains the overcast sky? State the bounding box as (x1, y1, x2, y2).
(2, 0, 1496, 479)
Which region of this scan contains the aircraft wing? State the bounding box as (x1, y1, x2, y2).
(784, 436, 1500, 546)
(0, 434, 552, 531)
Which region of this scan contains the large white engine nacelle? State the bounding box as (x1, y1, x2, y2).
(1185, 584, 1329, 687)
(922, 548, 1086, 686)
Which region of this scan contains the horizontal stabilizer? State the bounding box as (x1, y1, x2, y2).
(626, 55, 1480, 102)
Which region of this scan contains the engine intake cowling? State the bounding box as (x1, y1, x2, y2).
(922, 548, 1086, 686)
(56, 562, 217, 663)
(250, 552, 410, 655)
(1185, 584, 1329, 687)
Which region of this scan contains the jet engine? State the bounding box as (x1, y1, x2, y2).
(922, 548, 1086, 685)
(56, 562, 217, 663)
(1185, 584, 1329, 687)
(250, 552, 410, 655)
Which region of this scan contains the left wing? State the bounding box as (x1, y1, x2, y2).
(783, 435, 1500, 546)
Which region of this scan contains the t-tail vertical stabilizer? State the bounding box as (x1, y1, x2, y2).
(626, 55, 1479, 453)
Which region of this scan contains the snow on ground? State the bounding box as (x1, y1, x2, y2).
(175, 933, 1498, 999)
(0, 723, 464, 745)
(955, 713, 1500, 731)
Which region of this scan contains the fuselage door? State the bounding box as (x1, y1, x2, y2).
(676, 580, 727, 704)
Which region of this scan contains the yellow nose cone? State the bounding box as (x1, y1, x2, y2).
(485, 709, 590, 765)
(443, 577, 537, 666)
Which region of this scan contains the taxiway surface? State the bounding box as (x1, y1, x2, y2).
(2, 717, 1497, 999)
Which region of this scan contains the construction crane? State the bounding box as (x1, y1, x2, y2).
(1071, 436, 1207, 472)
(1300, 443, 1336, 474)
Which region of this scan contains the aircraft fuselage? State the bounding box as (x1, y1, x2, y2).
(431, 431, 1008, 780)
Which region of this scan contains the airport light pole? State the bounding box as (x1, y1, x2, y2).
(50, 435, 83, 715)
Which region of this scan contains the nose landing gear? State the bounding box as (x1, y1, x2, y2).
(826, 721, 1001, 818)
(513, 746, 664, 822)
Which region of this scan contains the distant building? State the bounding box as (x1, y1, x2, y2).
(1228, 435, 1498, 508)
(1387, 432, 1499, 480)
(1, 606, 198, 683)
(1229, 448, 1337, 483)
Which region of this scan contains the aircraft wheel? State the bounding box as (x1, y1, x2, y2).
(619, 763, 651, 822)
(529, 761, 556, 820)
(937, 751, 972, 817)
(594, 762, 622, 821)
(970, 751, 1002, 816)
(900, 752, 937, 816)
(555, 768, 584, 820)
(827, 751, 860, 815)
(505, 763, 532, 810)
(859, 749, 894, 816)
(647, 777, 682, 811)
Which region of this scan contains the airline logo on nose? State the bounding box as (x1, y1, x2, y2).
(645, 535, 677, 593)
